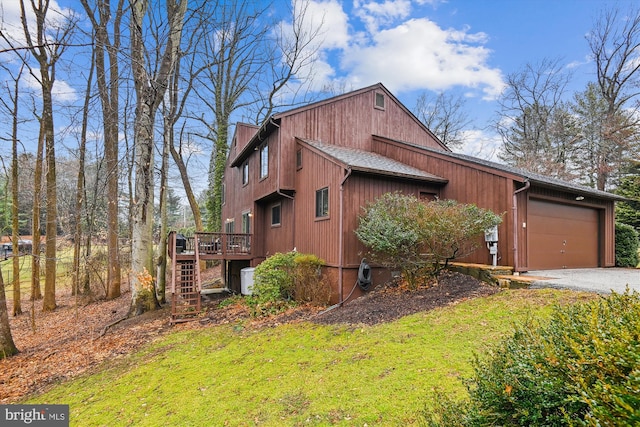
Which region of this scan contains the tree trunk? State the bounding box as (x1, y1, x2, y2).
(169, 142, 204, 232)
(42, 77, 57, 312)
(0, 268, 19, 359)
(10, 66, 23, 316)
(31, 121, 44, 303)
(128, 0, 187, 316)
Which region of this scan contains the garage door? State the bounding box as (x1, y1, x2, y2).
(528, 199, 599, 269)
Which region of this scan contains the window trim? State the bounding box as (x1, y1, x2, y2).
(315, 186, 329, 219)
(259, 143, 269, 179)
(374, 92, 385, 110)
(241, 210, 251, 234)
(296, 148, 303, 170)
(242, 162, 249, 186)
(271, 203, 281, 227)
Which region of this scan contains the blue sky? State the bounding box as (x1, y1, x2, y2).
(296, 0, 634, 158)
(0, 0, 635, 167)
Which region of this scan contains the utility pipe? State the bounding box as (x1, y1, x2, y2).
(338, 167, 353, 303)
(512, 179, 530, 272)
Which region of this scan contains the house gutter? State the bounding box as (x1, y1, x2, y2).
(338, 167, 353, 303)
(512, 179, 530, 272)
(271, 119, 296, 252)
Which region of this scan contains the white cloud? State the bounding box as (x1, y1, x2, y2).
(309, 0, 351, 49)
(340, 18, 504, 98)
(455, 128, 503, 162)
(302, 1, 505, 100)
(23, 70, 78, 103)
(353, 0, 412, 33)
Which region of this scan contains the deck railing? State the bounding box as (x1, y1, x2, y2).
(168, 231, 251, 259)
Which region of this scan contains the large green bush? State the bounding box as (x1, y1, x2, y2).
(421, 291, 640, 426)
(615, 222, 639, 267)
(355, 192, 502, 286)
(250, 251, 328, 316)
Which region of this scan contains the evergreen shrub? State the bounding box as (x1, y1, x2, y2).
(615, 222, 639, 267)
(250, 251, 328, 316)
(421, 291, 640, 426)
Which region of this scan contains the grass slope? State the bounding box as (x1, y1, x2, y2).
(29, 289, 593, 426)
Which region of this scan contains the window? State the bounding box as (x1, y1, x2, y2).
(260, 143, 269, 179)
(375, 92, 385, 110)
(271, 203, 281, 226)
(242, 211, 251, 234)
(221, 183, 226, 206)
(225, 219, 235, 233)
(315, 187, 329, 218)
(296, 149, 302, 170)
(242, 162, 249, 185)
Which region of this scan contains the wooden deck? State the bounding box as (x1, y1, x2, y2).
(169, 232, 252, 261)
(168, 231, 252, 323)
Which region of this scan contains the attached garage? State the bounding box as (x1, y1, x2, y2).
(528, 199, 600, 270)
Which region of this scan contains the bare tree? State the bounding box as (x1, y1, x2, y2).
(15, 0, 77, 311)
(586, 5, 640, 190)
(0, 267, 18, 358)
(413, 92, 471, 149)
(496, 58, 578, 178)
(128, 0, 187, 316)
(196, 0, 323, 231)
(80, 0, 125, 300)
(0, 63, 25, 315)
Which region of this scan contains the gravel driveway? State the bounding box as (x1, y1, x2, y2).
(524, 268, 640, 294)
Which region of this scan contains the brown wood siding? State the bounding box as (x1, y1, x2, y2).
(258, 196, 295, 258)
(341, 174, 443, 268)
(278, 89, 444, 190)
(232, 123, 260, 155)
(292, 149, 343, 264)
(528, 199, 599, 269)
(371, 137, 515, 266)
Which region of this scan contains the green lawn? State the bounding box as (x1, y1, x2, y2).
(27, 289, 593, 426)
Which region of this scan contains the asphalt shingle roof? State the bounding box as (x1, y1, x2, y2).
(301, 140, 448, 184)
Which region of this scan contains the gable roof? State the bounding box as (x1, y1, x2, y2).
(298, 139, 448, 184)
(378, 136, 626, 201)
(230, 82, 448, 167)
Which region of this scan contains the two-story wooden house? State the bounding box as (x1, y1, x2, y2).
(220, 83, 622, 303)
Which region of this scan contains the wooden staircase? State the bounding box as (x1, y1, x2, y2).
(168, 231, 252, 324)
(169, 232, 202, 324)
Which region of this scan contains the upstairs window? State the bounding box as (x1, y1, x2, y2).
(221, 183, 226, 206)
(315, 187, 329, 218)
(242, 162, 249, 185)
(375, 92, 385, 110)
(225, 219, 235, 233)
(260, 143, 269, 179)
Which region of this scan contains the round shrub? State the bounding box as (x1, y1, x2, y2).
(421, 290, 640, 426)
(615, 222, 639, 267)
(250, 251, 328, 316)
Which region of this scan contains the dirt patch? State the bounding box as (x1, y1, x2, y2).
(312, 271, 500, 325)
(0, 270, 498, 403)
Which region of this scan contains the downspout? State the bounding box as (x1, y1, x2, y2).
(512, 180, 530, 272)
(338, 167, 352, 303)
(272, 118, 296, 250)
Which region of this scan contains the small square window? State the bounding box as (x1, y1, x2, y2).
(315, 187, 329, 218)
(375, 92, 385, 109)
(271, 203, 281, 226)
